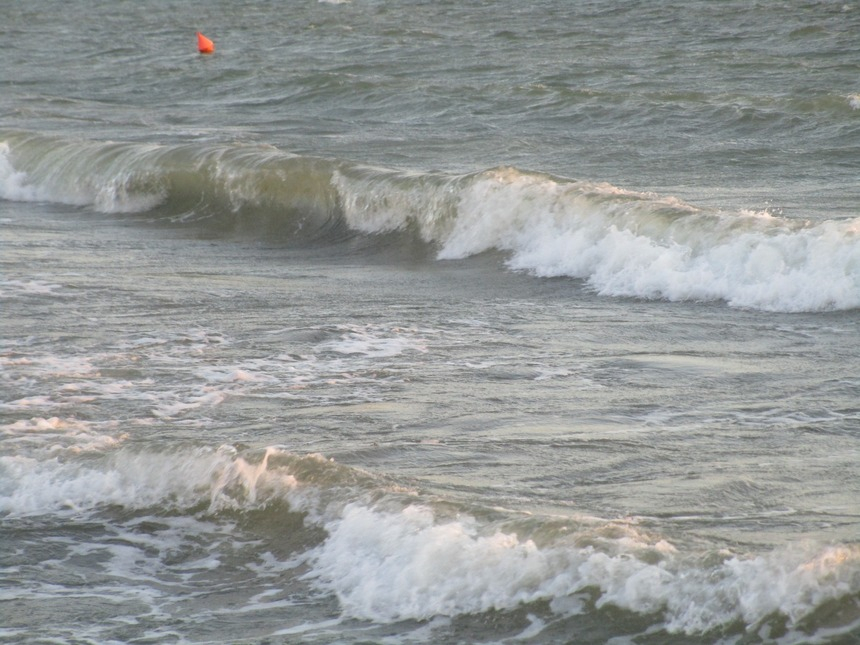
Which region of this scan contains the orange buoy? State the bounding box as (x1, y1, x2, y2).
(196, 32, 215, 54)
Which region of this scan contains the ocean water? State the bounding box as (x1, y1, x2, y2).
(2, 1, 860, 643)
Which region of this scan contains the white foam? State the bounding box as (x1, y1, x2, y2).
(0, 445, 298, 517)
(196, 366, 276, 384)
(0, 354, 99, 378)
(0, 324, 423, 435)
(307, 502, 860, 634)
(438, 171, 860, 312)
(319, 325, 429, 358)
(0, 143, 42, 201)
(2, 395, 50, 411)
(3, 438, 858, 635)
(309, 504, 569, 621)
(1, 416, 126, 455)
(336, 165, 860, 311)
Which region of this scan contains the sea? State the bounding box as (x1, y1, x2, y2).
(2, 1, 860, 643)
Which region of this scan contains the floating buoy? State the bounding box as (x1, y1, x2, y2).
(196, 32, 215, 54)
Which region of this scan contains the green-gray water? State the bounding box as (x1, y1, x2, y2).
(2, 1, 860, 643)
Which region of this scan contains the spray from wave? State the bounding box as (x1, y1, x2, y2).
(2, 130, 858, 312)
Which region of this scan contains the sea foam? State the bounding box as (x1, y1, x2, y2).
(0, 445, 299, 517)
(440, 170, 860, 312)
(2, 439, 859, 637)
(4, 132, 859, 312)
(309, 501, 860, 635)
(333, 163, 860, 312)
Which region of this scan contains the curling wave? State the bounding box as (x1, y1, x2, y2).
(2, 130, 859, 312)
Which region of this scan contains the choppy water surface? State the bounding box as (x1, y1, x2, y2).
(2, 1, 860, 643)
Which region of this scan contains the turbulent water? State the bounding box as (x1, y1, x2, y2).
(2, 1, 860, 643)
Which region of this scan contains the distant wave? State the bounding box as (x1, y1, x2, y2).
(3, 130, 859, 312)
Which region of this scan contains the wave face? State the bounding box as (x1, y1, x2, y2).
(2, 130, 859, 312)
(3, 438, 860, 643)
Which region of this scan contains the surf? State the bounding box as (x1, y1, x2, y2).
(3, 438, 860, 641)
(2, 130, 859, 312)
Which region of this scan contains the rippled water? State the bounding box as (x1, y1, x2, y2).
(2, 1, 860, 643)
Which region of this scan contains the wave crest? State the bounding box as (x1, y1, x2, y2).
(3, 438, 860, 638)
(3, 130, 858, 312)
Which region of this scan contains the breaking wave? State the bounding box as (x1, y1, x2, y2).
(2, 439, 859, 640)
(2, 130, 859, 312)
